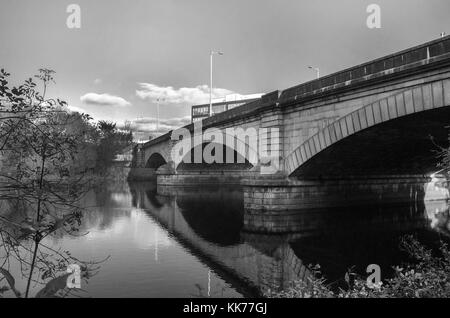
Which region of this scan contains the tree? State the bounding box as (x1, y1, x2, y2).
(437, 131, 450, 174)
(0, 69, 103, 298)
(95, 120, 133, 172)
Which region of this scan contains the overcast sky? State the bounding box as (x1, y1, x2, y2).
(1, 0, 449, 138)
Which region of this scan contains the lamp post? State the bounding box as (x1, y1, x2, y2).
(308, 65, 320, 79)
(210, 50, 224, 117)
(156, 98, 165, 135)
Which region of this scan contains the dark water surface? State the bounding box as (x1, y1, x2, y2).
(2, 175, 450, 298)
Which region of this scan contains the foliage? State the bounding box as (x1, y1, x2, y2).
(95, 120, 133, 172)
(266, 235, 450, 298)
(0, 69, 106, 298)
(435, 128, 450, 175)
(266, 264, 335, 298)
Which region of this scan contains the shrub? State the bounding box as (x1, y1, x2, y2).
(266, 235, 450, 298)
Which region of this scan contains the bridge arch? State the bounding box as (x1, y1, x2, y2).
(285, 79, 450, 176)
(175, 140, 255, 171)
(173, 130, 258, 171)
(145, 152, 167, 170)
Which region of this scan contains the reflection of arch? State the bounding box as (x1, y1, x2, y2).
(286, 81, 450, 176)
(175, 190, 244, 246)
(145, 189, 164, 209)
(145, 152, 167, 169)
(128, 181, 157, 208)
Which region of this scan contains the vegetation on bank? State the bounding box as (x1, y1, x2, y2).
(0, 69, 128, 297)
(266, 236, 450, 298)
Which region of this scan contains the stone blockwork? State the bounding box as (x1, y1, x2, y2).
(157, 169, 254, 187)
(127, 167, 157, 181)
(242, 175, 432, 232)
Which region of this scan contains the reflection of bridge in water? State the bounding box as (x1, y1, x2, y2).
(129, 182, 437, 294)
(130, 183, 310, 295)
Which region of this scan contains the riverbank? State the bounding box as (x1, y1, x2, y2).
(266, 235, 450, 298)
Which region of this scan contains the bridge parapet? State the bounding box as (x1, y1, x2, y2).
(279, 36, 450, 106)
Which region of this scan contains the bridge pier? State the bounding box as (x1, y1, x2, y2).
(155, 162, 256, 195)
(127, 167, 157, 181)
(242, 174, 449, 233)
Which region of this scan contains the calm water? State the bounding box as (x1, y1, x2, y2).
(2, 174, 450, 298)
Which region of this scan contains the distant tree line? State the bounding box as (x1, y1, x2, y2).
(94, 120, 133, 172)
(0, 69, 133, 176)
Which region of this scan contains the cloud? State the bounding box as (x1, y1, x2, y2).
(134, 116, 191, 127)
(66, 105, 87, 114)
(120, 116, 191, 135)
(136, 83, 243, 105)
(80, 93, 131, 107)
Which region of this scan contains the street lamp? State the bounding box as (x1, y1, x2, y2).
(210, 50, 224, 117)
(308, 65, 320, 79)
(156, 98, 165, 135)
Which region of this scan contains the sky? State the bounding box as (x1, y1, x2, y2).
(1, 0, 450, 140)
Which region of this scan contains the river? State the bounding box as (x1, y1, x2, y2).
(1, 172, 450, 298)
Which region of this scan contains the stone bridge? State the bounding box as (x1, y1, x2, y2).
(130, 36, 450, 228)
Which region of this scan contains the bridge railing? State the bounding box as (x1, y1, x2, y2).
(202, 37, 450, 125)
(279, 36, 450, 104)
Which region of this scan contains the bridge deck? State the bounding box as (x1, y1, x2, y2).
(142, 36, 450, 150)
